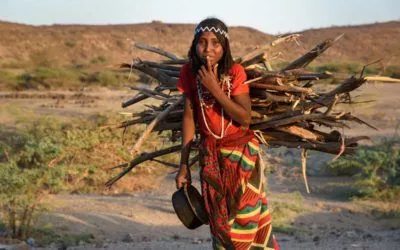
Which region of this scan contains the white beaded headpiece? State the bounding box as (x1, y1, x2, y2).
(195, 26, 229, 39)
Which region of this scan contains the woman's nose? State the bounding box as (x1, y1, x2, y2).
(204, 43, 211, 52)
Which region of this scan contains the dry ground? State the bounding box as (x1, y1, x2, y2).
(0, 82, 399, 249)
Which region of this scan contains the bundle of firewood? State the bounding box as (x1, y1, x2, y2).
(105, 34, 377, 190)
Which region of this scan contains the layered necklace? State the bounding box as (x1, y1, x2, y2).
(197, 75, 233, 139)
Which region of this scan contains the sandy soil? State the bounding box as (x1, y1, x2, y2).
(1, 83, 399, 249)
(26, 173, 399, 250)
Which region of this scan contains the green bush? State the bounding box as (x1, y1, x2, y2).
(15, 67, 80, 90)
(0, 115, 133, 239)
(326, 139, 400, 200)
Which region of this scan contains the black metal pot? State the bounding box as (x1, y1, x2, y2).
(172, 184, 209, 229)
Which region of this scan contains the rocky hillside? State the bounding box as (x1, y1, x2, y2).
(0, 20, 399, 68)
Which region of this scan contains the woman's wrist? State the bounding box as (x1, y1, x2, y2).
(180, 163, 190, 169)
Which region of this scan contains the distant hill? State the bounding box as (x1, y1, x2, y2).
(0, 20, 399, 68)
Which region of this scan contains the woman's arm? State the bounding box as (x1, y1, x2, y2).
(175, 94, 196, 189)
(197, 60, 251, 127)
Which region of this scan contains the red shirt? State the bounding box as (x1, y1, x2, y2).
(177, 63, 248, 137)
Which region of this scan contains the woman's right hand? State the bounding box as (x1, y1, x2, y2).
(175, 164, 191, 189)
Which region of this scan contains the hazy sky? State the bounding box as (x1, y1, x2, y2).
(0, 0, 399, 34)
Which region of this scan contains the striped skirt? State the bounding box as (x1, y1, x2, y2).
(201, 136, 279, 250)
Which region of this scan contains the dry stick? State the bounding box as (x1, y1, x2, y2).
(129, 96, 184, 155)
(135, 42, 182, 60)
(241, 52, 267, 68)
(128, 86, 171, 100)
(132, 63, 175, 86)
(139, 61, 182, 71)
(238, 34, 301, 63)
(276, 125, 321, 141)
(326, 76, 366, 96)
(116, 116, 155, 129)
(301, 149, 310, 194)
(158, 68, 181, 77)
(342, 114, 379, 130)
(283, 34, 344, 71)
(160, 58, 188, 65)
(252, 113, 328, 130)
(250, 83, 313, 94)
(151, 159, 180, 168)
(105, 144, 182, 188)
(332, 135, 346, 161)
(122, 94, 149, 108)
(266, 140, 356, 155)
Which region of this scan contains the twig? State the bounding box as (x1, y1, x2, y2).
(135, 42, 182, 60)
(105, 144, 182, 188)
(129, 96, 184, 155)
(301, 149, 310, 194)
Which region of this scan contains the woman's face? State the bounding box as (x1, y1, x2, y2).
(196, 31, 224, 66)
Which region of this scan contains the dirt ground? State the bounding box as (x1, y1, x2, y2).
(1, 82, 400, 249)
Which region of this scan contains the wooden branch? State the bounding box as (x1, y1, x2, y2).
(237, 34, 301, 63)
(241, 52, 267, 68)
(158, 69, 180, 77)
(128, 86, 171, 99)
(276, 125, 322, 141)
(283, 34, 344, 70)
(105, 144, 182, 188)
(327, 76, 366, 96)
(135, 42, 182, 60)
(301, 149, 310, 194)
(251, 113, 324, 130)
(122, 94, 149, 108)
(265, 140, 356, 155)
(250, 83, 313, 94)
(160, 58, 188, 64)
(129, 96, 184, 155)
(139, 61, 182, 71)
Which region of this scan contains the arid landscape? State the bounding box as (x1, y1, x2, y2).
(0, 20, 399, 250)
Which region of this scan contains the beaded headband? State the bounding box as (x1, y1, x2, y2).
(194, 26, 229, 39)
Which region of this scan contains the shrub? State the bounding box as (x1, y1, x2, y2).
(326, 138, 400, 200)
(15, 67, 80, 90)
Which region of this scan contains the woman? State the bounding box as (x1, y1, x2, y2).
(175, 17, 279, 250)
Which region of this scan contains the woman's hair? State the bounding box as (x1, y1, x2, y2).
(188, 18, 234, 79)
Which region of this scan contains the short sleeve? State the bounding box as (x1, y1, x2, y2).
(230, 64, 248, 96)
(177, 64, 190, 94)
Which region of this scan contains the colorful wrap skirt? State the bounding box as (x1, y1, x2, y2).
(200, 131, 280, 250)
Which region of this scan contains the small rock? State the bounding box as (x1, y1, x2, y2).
(25, 238, 36, 247)
(345, 230, 359, 239)
(362, 233, 373, 240)
(171, 234, 180, 240)
(192, 238, 202, 244)
(313, 236, 320, 242)
(122, 233, 134, 243)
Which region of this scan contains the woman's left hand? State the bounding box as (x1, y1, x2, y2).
(197, 57, 219, 92)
